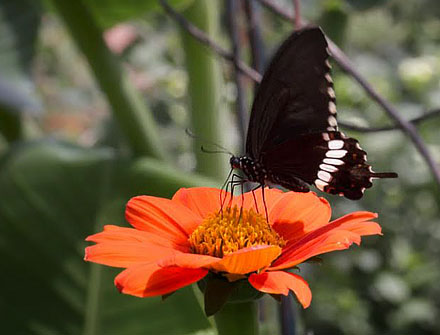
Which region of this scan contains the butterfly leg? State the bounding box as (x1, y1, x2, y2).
(250, 183, 264, 213)
(227, 174, 246, 207)
(220, 168, 234, 214)
(261, 186, 269, 223)
(229, 174, 249, 220)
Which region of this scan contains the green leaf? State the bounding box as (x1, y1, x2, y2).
(0, 141, 213, 334)
(87, 0, 194, 28)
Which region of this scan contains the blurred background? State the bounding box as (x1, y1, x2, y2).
(1, 0, 440, 334)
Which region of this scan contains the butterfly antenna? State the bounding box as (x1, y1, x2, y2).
(185, 128, 234, 156)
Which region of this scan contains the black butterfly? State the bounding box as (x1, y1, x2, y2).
(230, 26, 397, 200)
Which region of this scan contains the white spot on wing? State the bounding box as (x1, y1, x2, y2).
(323, 158, 344, 166)
(315, 179, 328, 191)
(320, 163, 338, 173)
(328, 101, 337, 114)
(328, 140, 344, 150)
(322, 132, 330, 141)
(328, 88, 336, 99)
(325, 73, 333, 83)
(328, 115, 338, 127)
(325, 60, 332, 69)
(326, 150, 347, 158)
(327, 126, 336, 131)
(318, 170, 332, 182)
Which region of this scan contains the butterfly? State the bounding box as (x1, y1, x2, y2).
(230, 26, 397, 200)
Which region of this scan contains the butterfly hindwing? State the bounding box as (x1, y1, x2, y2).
(261, 131, 386, 199)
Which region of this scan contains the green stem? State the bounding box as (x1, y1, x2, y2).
(214, 301, 259, 335)
(50, 0, 167, 160)
(179, 0, 228, 180)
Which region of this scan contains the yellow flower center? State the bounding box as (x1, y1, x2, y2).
(189, 206, 285, 258)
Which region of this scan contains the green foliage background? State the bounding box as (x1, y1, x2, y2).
(0, 0, 439, 334)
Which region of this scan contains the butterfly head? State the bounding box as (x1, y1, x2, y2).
(229, 156, 242, 169)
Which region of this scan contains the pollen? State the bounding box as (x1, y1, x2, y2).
(189, 206, 286, 258)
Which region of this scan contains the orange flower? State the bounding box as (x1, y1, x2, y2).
(85, 187, 381, 310)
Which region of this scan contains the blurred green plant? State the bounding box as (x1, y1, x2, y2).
(1, 0, 440, 334)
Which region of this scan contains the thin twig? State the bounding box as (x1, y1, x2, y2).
(160, 0, 262, 83)
(256, 0, 440, 186)
(293, 0, 302, 29)
(226, 0, 248, 148)
(340, 109, 440, 133)
(244, 0, 265, 75)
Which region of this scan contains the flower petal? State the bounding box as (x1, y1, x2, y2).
(270, 211, 380, 270)
(330, 211, 382, 236)
(270, 192, 331, 243)
(210, 245, 282, 275)
(172, 187, 225, 219)
(158, 252, 220, 269)
(249, 271, 312, 308)
(86, 225, 187, 251)
(230, 187, 284, 215)
(85, 241, 177, 268)
(115, 263, 208, 297)
(126, 196, 201, 246)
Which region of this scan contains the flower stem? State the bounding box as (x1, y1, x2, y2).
(214, 301, 259, 335)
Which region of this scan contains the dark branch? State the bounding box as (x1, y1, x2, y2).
(340, 109, 440, 132)
(244, 0, 265, 75)
(159, 0, 262, 83)
(226, 0, 248, 148)
(256, 0, 440, 186)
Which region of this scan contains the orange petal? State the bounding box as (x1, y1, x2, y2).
(172, 187, 225, 219)
(249, 271, 312, 308)
(115, 263, 208, 297)
(230, 187, 284, 215)
(86, 225, 188, 251)
(329, 211, 382, 236)
(270, 211, 380, 270)
(270, 192, 331, 243)
(85, 241, 177, 268)
(210, 245, 282, 275)
(126, 196, 202, 246)
(158, 252, 220, 269)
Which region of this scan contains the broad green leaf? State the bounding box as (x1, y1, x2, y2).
(0, 141, 212, 334)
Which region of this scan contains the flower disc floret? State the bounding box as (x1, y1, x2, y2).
(189, 206, 286, 258)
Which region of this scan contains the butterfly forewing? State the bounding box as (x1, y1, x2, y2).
(246, 26, 336, 159)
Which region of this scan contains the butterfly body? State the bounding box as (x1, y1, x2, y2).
(230, 155, 310, 192)
(231, 26, 397, 200)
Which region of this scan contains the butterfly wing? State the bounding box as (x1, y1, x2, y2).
(261, 131, 397, 199)
(246, 26, 336, 159)
(245, 26, 397, 199)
